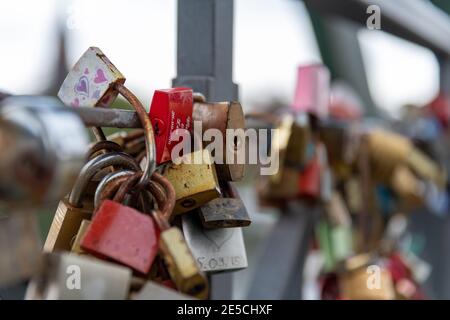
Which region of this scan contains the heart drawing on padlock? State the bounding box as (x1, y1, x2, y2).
(94, 68, 108, 84)
(201, 228, 235, 251)
(74, 76, 89, 97)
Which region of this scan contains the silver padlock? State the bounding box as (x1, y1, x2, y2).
(181, 213, 248, 273)
(0, 96, 89, 207)
(25, 252, 131, 300)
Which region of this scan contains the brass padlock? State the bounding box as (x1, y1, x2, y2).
(258, 166, 299, 205)
(161, 149, 221, 215)
(199, 181, 251, 229)
(70, 219, 91, 255)
(270, 114, 310, 184)
(338, 254, 395, 300)
(140, 173, 208, 299)
(390, 165, 424, 205)
(366, 130, 412, 183)
(407, 148, 446, 188)
(43, 152, 140, 252)
(193, 100, 245, 182)
(25, 252, 131, 300)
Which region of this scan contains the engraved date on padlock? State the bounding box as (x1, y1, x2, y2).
(197, 255, 246, 271)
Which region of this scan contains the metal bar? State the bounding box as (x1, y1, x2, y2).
(70, 107, 141, 128)
(246, 201, 316, 299)
(304, 0, 450, 58)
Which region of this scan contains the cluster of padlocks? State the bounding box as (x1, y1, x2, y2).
(255, 64, 446, 300)
(0, 48, 448, 300)
(0, 47, 250, 299)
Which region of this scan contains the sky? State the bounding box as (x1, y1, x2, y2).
(0, 0, 440, 115)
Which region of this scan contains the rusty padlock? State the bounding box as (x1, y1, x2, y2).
(199, 181, 251, 229)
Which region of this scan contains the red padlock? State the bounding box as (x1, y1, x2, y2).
(81, 199, 159, 274)
(149, 88, 193, 164)
(299, 153, 321, 199)
(292, 64, 330, 119)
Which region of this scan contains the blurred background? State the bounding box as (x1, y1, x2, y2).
(2, 0, 450, 299)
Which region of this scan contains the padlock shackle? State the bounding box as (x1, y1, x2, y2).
(115, 84, 156, 183)
(87, 140, 123, 160)
(94, 169, 136, 210)
(68, 152, 140, 208)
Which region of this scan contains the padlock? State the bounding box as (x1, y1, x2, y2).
(70, 219, 91, 255)
(80, 198, 159, 274)
(271, 114, 311, 184)
(299, 151, 321, 200)
(43, 152, 140, 252)
(149, 88, 194, 164)
(390, 165, 424, 205)
(258, 167, 299, 204)
(58, 47, 125, 108)
(139, 172, 208, 299)
(318, 192, 353, 272)
(0, 96, 89, 207)
(182, 213, 248, 273)
(25, 252, 131, 300)
(131, 281, 196, 300)
(338, 254, 396, 300)
(0, 211, 42, 287)
(193, 100, 246, 182)
(366, 130, 412, 183)
(162, 149, 221, 215)
(199, 181, 251, 229)
(407, 147, 446, 188)
(80, 171, 158, 274)
(292, 64, 330, 118)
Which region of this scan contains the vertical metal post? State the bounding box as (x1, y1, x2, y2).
(247, 202, 316, 299)
(173, 0, 238, 101)
(173, 0, 238, 300)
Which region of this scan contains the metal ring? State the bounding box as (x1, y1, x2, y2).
(86, 140, 123, 160)
(94, 169, 136, 210)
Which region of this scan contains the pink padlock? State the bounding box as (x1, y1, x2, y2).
(292, 64, 330, 119)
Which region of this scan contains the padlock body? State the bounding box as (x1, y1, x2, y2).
(299, 156, 321, 199)
(58, 47, 125, 108)
(149, 88, 193, 164)
(25, 252, 131, 300)
(292, 64, 330, 118)
(81, 200, 158, 274)
(43, 198, 92, 252)
(159, 227, 208, 299)
(193, 101, 246, 181)
(163, 150, 221, 214)
(199, 198, 251, 229)
(71, 219, 91, 254)
(339, 267, 395, 300)
(182, 214, 248, 273)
